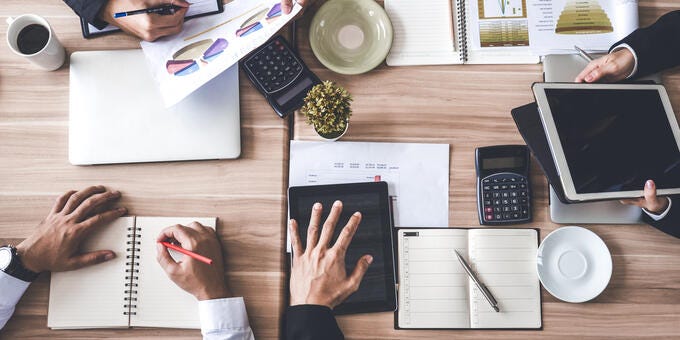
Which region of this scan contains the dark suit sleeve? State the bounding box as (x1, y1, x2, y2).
(611, 10, 680, 77)
(285, 305, 344, 340)
(643, 195, 680, 238)
(62, 0, 110, 30)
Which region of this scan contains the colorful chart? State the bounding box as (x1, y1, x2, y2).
(266, 3, 282, 22)
(236, 8, 268, 37)
(166, 38, 228, 76)
(479, 0, 527, 19)
(555, 0, 613, 34)
(236, 22, 263, 37)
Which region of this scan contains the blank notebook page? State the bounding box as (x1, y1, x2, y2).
(48, 217, 133, 329)
(467, 229, 541, 328)
(385, 0, 461, 65)
(131, 217, 217, 328)
(398, 229, 470, 328)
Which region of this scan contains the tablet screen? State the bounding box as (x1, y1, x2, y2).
(546, 88, 680, 193)
(288, 182, 396, 314)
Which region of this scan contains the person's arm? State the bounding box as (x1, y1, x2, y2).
(576, 10, 680, 82)
(0, 272, 30, 329)
(614, 10, 680, 77)
(620, 180, 679, 239)
(62, 0, 110, 29)
(155, 223, 254, 340)
(1, 186, 126, 329)
(286, 201, 373, 340)
(62, 0, 190, 41)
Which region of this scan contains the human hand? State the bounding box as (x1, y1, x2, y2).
(289, 201, 373, 309)
(16, 186, 126, 273)
(574, 48, 635, 83)
(620, 180, 670, 214)
(281, 0, 314, 15)
(156, 222, 231, 301)
(100, 0, 190, 41)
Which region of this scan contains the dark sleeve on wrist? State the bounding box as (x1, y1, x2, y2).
(285, 305, 344, 340)
(643, 195, 680, 239)
(610, 10, 680, 77)
(63, 0, 110, 30)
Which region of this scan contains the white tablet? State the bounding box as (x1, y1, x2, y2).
(533, 83, 680, 201)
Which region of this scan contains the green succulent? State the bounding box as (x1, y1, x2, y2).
(301, 80, 352, 137)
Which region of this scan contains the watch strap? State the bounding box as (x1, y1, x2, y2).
(1, 246, 39, 282)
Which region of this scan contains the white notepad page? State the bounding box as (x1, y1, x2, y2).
(385, 0, 463, 66)
(131, 217, 216, 328)
(48, 217, 134, 329)
(397, 228, 541, 329)
(467, 229, 541, 328)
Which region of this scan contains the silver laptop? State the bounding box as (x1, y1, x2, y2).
(543, 54, 660, 224)
(69, 50, 240, 165)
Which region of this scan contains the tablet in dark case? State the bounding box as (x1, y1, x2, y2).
(288, 182, 397, 314)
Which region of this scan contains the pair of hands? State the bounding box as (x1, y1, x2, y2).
(16, 186, 229, 300)
(103, 0, 314, 42)
(18, 186, 370, 309)
(575, 51, 670, 214)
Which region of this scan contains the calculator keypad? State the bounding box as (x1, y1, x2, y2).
(481, 174, 530, 223)
(244, 38, 303, 93)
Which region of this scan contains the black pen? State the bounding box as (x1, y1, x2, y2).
(114, 4, 184, 18)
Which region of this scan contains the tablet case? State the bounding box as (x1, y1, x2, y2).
(510, 102, 572, 204)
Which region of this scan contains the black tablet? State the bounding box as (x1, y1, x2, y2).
(288, 182, 397, 314)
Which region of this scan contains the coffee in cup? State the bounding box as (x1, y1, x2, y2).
(6, 14, 65, 71)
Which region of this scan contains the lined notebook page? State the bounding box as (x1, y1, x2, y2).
(48, 217, 134, 329)
(131, 217, 216, 329)
(467, 229, 541, 328)
(385, 0, 463, 66)
(397, 229, 470, 328)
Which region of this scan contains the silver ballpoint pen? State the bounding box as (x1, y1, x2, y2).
(574, 45, 594, 62)
(454, 250, 500, 312)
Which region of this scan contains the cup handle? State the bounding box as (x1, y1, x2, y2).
(5, 17, 14, 25)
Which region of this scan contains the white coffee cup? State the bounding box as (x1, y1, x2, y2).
(6, 14, 66, 71)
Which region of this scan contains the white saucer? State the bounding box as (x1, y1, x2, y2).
(537, 226, 612, 303)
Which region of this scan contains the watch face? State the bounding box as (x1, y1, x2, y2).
(0, 248, 12, 270)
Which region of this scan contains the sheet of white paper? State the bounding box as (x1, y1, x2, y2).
(527, 0, 638, 55)
(140, 0, 302, 106)
(289, 141, 450, 228)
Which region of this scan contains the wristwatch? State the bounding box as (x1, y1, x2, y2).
(0, 245, 40, 282)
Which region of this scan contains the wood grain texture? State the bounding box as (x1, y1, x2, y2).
(291, 0, 680, 339)
(1, 0, 680, 339)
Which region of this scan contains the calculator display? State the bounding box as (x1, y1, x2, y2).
(276, 77, 313, 106)
(482, 156, 524, 170)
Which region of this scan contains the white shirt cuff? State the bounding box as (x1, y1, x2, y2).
(643, 197, 672, 221)
(0, 271, 31, 329)
(611, 43, 638, 79)
(198, 297, 254, 340)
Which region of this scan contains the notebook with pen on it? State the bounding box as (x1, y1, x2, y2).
(395, 228, 542, 329)
(385, 0, 539, 66)
(48, 216, 216, 329)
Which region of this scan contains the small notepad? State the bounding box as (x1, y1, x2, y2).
(48, 216, 216, 329)
(396, 228, 541, 329)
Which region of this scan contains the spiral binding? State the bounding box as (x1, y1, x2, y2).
(456, 0, 468, 62)
(123, 226, 141, 316)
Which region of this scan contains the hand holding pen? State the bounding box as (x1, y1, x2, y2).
(574, 45, 636, 83)
(100, 0, 190, 42)
(156, 222, 232, 301)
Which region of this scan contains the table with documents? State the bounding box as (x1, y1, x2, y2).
(1, 0, 680, 339)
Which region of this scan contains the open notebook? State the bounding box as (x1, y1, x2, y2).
(385, 0, 539, 65)
(48, 216, 216, 329)
(396, 228, 541, 329)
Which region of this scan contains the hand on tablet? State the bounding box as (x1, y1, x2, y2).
(289, 201, 373, 309)
(574, 48, 635, 83)
(100, 0, 190, 42)
(620, 180, 670, 214)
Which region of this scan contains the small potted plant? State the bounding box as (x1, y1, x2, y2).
(301, 80, 352, 141)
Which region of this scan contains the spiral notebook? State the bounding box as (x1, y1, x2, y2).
(396, 228, 542, 329)
(385, 0, 539, 65)
(48, 216, 216, 329)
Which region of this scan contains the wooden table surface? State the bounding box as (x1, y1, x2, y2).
(2, 0, 680, 339)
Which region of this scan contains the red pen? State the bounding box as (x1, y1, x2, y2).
(159, 241, 213, 265)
